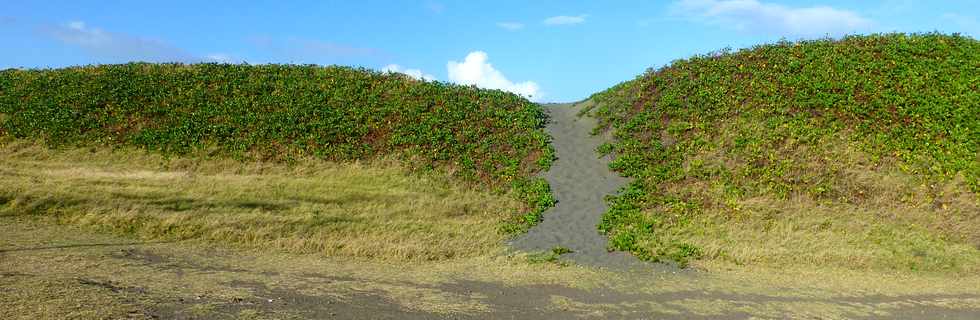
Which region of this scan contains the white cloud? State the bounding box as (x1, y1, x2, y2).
(425, 1, 445, 13)
(673, 0, 872, 37)
(543, 15, 587, 26)
(67, 21, 86, 30)
(45, 20, 198, 63)
(59, 21, 110, 47)
(382, 64, 436, 81)
(447, 51, 541, 100)
(497, 22, 525, 31)
(205, 53, 236, 63)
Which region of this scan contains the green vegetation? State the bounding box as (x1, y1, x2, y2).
(0, 141, 524, 261)
(585, 33, 980, 271)
(527, 246, 574, 265)
(0, 63, 555, 233)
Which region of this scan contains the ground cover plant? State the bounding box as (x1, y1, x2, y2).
(584, 33, 980, 271)
(0, 63, 555, 234)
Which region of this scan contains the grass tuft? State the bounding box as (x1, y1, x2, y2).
(526, 246, 574, 265)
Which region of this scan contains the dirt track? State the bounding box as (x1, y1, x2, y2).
(3, 102, 980, 319)
(4, 218, 980, 319)
(510, 102, 666, 270)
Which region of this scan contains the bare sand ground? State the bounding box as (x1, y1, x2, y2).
(4, 218, 980, 319)
(510, 102, 665, 271)
(4, 102, 980, 318)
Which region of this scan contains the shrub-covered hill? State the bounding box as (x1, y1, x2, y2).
(0, 63, 555, 233)
(585, 33, 980, 270)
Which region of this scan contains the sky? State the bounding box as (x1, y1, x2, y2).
(2, 0, 978, 102)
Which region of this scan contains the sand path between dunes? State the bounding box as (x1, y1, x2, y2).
(510, 102, 660, 270)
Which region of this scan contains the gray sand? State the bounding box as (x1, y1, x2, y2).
(510, 102, 672, 271)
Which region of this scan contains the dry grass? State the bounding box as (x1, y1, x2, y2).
(3, 218, 980, 319)
(659, 119, 980, 272)
(0, 140, 520, 261)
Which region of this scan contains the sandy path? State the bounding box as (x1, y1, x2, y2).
(5, 218, 980, 319)
(510, 102, 655, 269)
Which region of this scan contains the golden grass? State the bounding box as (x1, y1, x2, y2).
(658, 120, 980, 273)
(3, 218, 980, 319)
(0, 140, 520, 261)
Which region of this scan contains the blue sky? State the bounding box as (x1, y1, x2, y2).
(2, 0, 978, 102)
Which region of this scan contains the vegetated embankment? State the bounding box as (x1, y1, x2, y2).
(585, 33, 980, 271)
(0, 63, 556, 259)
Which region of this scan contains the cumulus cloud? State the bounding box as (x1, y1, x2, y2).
(447, 51, 540, 100)
(497, 22, 525, 31)
(543, 15, 587, 26)
(673, 0, 872, 37)
(44, 21, 198, 63)
(382, 64, 436, 81)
